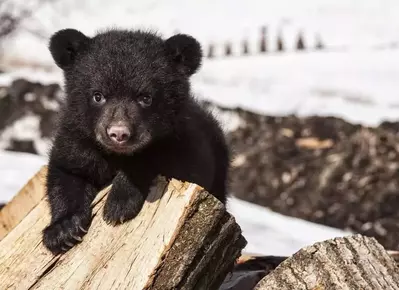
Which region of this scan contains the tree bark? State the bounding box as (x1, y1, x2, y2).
(255, 235, 399, 290)
(0, 167, 246, 290)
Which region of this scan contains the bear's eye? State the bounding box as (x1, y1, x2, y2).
(138, 94, 152, 107)
(93, 92, 106, 104)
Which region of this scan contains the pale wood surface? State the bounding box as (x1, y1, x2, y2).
(0, 166, 47, 240)
(255, 234, 399, 290)
(388, 250, 399, 265)
(0, 170, 246, 290)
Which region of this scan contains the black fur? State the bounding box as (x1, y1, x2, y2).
(42, 28, 230, 255)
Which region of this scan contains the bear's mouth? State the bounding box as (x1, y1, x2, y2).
(105, 143, 136, 154)
(96, 137, 137, 155)
(95, 129, 152, 155)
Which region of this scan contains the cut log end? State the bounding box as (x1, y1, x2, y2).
(148, 190, 247, 289)
(255, 234, 399, 290)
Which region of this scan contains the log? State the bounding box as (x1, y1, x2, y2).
(220, 249, 399, 289)
(255, 235, 399, 290)
(0, 166, 47, 240)
(0, 166, 246, 290)
(388, 250, 399, 264)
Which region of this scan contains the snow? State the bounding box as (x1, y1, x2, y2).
(193, 49, 399, 126)
(0, 68, 63, 87)
(226, 197, 351, 256)
(0, 150, 350, 256)
(0, 114, 52, 156)
(3, 0, 399, 66)
(0, 151, 47, 202)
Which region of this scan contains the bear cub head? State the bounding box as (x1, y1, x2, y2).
(49, 28, 202, 154)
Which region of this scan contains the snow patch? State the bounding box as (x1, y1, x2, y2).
(24, 92, 37, 102)
(5, 114, 41, 140)
(205, 103, 245, 132)
(0, 151, 47, 202)
(0, 88, 8, 99)
(192, 49, 399, 126)
(0, 68, 63, 87)
(34, 137, 52, 157)
(0, 114, 51, 155)
(227, 196, 352, 256)
(41, 95, 60, 111)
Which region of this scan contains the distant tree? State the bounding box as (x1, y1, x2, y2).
(315, 33, 325, 50)
(0, 0, 53, 40)
(0, 1, 24, 39)
(296, 31, 305, 50)
(242, 38, 249, 55)
(277, 31, 284, 52)
(259, 26, 267, 53)
(224, 41, 232, 56)
(207, 43, 215, 58)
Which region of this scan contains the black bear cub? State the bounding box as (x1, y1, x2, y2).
(42, 28, 230, 255)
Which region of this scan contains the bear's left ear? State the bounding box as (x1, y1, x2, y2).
(49, 28, 91, 70)
(164, 34, 202, 76)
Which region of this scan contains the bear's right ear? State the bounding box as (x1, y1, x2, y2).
(164, 34, 202, 76)
(49, 29, 91, 70)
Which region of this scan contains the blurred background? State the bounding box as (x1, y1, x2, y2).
(1, 0, 399, 256)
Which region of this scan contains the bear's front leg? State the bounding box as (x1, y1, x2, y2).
(42, 166, 97, 255)
(103, 171, 146, 225)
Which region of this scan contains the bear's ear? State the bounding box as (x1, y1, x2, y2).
(164, 34, 202, 76)
(49, 29, 91, 70)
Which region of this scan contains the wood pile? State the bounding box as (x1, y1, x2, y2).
(1, 167, 399, 289)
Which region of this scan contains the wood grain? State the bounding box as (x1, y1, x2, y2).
(255, 235, 399, 290)
(0, 170, 246, 290)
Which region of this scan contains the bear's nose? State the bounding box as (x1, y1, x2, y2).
(107, 125, 131, 144)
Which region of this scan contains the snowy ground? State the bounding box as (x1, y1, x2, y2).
(193, 49, 399, 127)
(0, 151, 46, 202)
(228, 197, 351, 256)
(0, 151, 351, 256)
